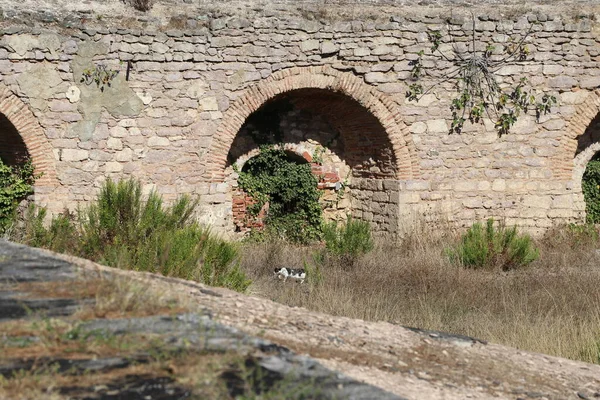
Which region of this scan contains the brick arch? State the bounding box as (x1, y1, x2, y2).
(554, 89, 600, 180)
(231, 143, 313, 171)
(0, 84, 58, 187)
(204, 66, 419, 182)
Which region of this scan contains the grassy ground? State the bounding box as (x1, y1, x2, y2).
(240, 225, 600, 364)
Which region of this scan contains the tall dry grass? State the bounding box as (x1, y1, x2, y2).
(240, 224, 600, 364)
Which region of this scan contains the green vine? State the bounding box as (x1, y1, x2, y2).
(407, 15, 557, 136)
(583, 158, 600, 224)
(80, 63, 120, 92)
(312, 146, 325, 165)
(0, 158, 38, 232)
(335, 172, 351, 204)
(235, 145, 323, 244)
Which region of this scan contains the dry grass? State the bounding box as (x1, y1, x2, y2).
(75, 275, 187, 320)
(0, 351, 248, 400)
(240, 225, 600, 364)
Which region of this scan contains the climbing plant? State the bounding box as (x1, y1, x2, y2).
(0, 158, 37, 232)
(407, 16, 557, 136)
(582, 158, 600, 224)
(235, 145, 323, 244)
(80, 63, 120, 92)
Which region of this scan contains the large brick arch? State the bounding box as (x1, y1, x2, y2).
(0, 84, 58, 187)
(204, 66, 419, 182)
(554, 89, 600, 181)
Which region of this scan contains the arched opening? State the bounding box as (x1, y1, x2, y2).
(227, 89, 397, 178)
(226, 88, 398, 236)
(203, 67, 418, 236)
(576, 111, 600, 223)
(0, 113, 30, 166)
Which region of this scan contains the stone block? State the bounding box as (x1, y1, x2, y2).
(523, 196, 552, 209)
(579, 76, 600, 89)
(548, 76, 577, 89)
(199, 97, 219, 111)
(454, 181, 478, 192)
(492, 179, 506, 192)
(542, 64, 564, 75)
(426, 119, 448, 134)
(116, 148, 133, 162)
(105, 162, 123, 172)
(107, 138, 123, 150)
(551, 195, 573, 209)
(300, 39, 319, 52)
(320, 41, 339, 54)
(353, 47, 370, 56)
(110, 126, 128, 138)
(364, 72, 390, 83)
(61, 149, 88, 162)
(147, 136, 170, 147)
(372, 192, 389, 202)
(405, 180, 430, 191)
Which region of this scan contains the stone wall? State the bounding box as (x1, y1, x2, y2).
(0, 1, 599, 236)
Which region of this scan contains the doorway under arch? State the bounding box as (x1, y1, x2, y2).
(204, 67, 415, 235)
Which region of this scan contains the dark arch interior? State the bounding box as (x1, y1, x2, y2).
(240, 149, 308, 173)
(575, 111, 600, 156)
(0, 113, 29, 166)
(226, 88, 397, 179)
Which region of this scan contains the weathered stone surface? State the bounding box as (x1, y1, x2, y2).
(16, 62, 62, 102)
(0, 241, 402, 400)
(0, 2, 597, 237)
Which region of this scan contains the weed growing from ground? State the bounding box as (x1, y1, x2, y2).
(14, 178, 250, 293)
(447, 218, 539, 270)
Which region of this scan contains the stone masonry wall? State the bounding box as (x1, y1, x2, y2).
(0, 1, 599, 236)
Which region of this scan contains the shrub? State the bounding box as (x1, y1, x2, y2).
(448, 218, 539, 270)
(582, 159, 600, 224)
(0, 159, 37, 233)
(322, 216, 374, 268)
(15, 178, 250, 293)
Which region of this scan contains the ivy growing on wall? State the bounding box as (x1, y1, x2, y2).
(235, 145, 323, 244)
(582, 158, 600, 224)
(407, 16, 557, 136)
(0, 158, 37, 232)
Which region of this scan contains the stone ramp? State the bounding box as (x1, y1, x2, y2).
(0, 240, 402, 399)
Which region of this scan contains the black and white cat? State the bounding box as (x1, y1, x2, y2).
(273, 267, 306, 283)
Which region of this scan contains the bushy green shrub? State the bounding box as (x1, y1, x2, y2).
(0, 159, 37, 233)
(16, 178, 250, 293)
(322, 216, 374, 268)
(448, 218, 539, 270)
(236, 145, 322, 244)
(582, 159, 600, 224)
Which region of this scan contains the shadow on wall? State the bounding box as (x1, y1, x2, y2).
(226, 88, 397, 179)
(0, 113, 29, 166)
(575, 112, 600, 157)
